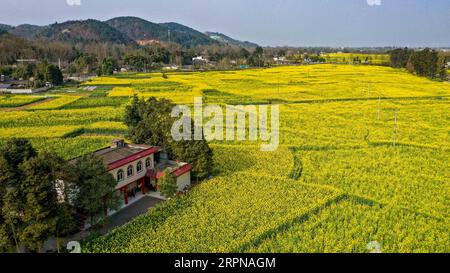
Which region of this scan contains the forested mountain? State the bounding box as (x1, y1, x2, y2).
(106, 17, 169, 43)
(0, 17, 257, 49)
(159, 22, 218, 47)
(106, 17, 218, 48)
(0, 24, 13, 32)
(206, 32, 259, 48)
(9, 24, 45, 39)
(37, 19, 135, 45)
(0, 17, 263, 69)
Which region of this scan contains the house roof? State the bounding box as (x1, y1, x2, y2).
(105, 145, 158, 171)
(70, 142, 158, 170)
(151, 162, 193, 179)
(172, 163, 193, 177)
(70, 141, 192, 177)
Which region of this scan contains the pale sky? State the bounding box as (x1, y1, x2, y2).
(1, 0, 449, 47)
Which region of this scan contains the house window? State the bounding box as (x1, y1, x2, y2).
(137, 161, 143, 173)
(117, 169, 124, 182)
(127, 165, 134, 177)
(146, 157, 152, 168)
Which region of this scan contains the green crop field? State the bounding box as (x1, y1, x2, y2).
(0, 64, 449, 253)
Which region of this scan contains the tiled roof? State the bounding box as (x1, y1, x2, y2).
(153, 162, 193, 179)
(70, 143, 158, 170)
(106, 146, 158, 171)
(172, 163, 193, 177)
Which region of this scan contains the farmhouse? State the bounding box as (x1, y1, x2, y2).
(72, 139, 192, 206)
(192, 56, 208, 65)
(0, 78, 50, 94)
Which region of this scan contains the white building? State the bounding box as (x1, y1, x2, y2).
(192, 56, 208, 65)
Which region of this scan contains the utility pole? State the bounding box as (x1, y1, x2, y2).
(168, 29, 171, 43)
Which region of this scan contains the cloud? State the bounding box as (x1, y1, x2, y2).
(366, 0, 382, 6)
(66, 0, 81, 6)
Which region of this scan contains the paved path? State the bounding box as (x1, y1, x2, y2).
(43, 196, 163, 252)
(100, 196, 164, 234)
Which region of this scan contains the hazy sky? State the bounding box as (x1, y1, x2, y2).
(1, 0, 449, 47)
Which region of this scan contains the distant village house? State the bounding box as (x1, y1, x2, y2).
(192, 56, 208, 65)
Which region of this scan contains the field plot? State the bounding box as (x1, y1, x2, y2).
(0, 95, 46, 108)
(84, 172, 341, 253)
(322, 53, 390, 65)
(27, 95, 83, 110)
(86, 65, 450, 105)
(0, 64, 449, 252)
(251, 197, 449, 253)
(62, 96, 129, 109)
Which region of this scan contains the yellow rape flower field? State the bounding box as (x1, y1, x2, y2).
(1, 64, 449, 252)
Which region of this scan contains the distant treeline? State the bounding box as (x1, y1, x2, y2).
(389, 48, 448, 81)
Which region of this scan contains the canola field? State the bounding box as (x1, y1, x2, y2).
(321, 53, 390, 65)
(0, 64, 448, 252)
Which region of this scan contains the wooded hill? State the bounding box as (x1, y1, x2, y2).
(0, 16, 258, 49)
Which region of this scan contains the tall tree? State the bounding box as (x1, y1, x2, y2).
(36, 61, 63, 85)
(158, 170, 178, 198)
(125, 96, 213, 180)
(389, 48, 411, 68)
(18, 152, 65, 252)
(0, 138, 37, 252)
(437, 53, 449, 81)
(98, 57, 117, 76)
(71, 154, 120, 226)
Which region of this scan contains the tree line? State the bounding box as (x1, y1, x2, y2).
(2, 61, 63, 87)
(389, 48, 448, 81)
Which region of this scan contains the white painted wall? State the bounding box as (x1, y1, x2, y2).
(110, 154, 154, 189)
(0, 87, 49, 94)
(176, 172, 191, 191)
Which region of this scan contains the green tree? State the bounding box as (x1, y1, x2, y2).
(436, 53, 448, 81)
(239, 48, 250, 59)
(18, 152, 65, 252)
(248, 46, 264, 67)
(12, 63, 35, 80)
(72, 154, 120, 226)
(70, 53, 98, 74)
(406, 48, 439, 79)
(0, 157, 14, 252)
(125, 96, 213, 180)
(36, 61, 63, 85)
(124, 53, 151, 72)
(0, 224, 10, 252)
(0, 138, 37, 252)
(158, 170, 178, 198)
(98, 57, 117, 76)
(389, 48, 411, 68)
